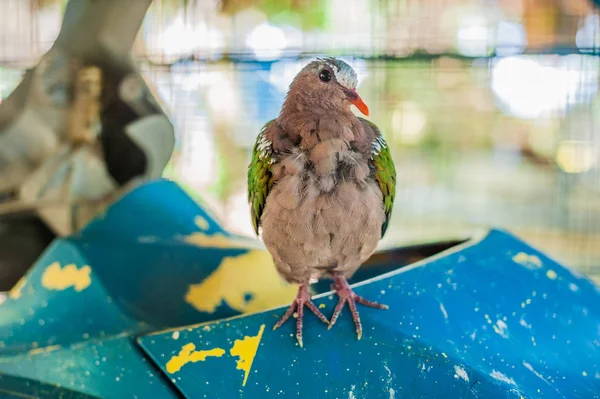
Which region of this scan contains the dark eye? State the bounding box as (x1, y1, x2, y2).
(319, 69, 332, 82)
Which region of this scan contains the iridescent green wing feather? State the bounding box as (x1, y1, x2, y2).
(247, 121, 276, 235)
(371, 134, 396, 237)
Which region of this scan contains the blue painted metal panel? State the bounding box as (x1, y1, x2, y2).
(0, 179, 597, 398)
(139, 230, 600, 399)
(0, 335, 176, 399)
(0, 179, 298, 397)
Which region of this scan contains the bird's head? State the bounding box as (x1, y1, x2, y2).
(286, 57, 369, 117)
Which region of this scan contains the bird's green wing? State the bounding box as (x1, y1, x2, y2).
(371, 134, 396, 237)
(247, 121, 276, 236)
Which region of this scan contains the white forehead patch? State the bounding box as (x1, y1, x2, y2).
(320, 58, 358, 90)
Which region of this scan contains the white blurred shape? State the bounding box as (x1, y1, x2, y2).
(178, 117, 215, 186)
(159, 16, 197, 58)
(268, 60, 305, 93)
(457, 16, 492, 57)
(556, 140, 597, 174)
(495, 20, 527, 56)
(576, 14, 600, 53)
(491, 55, 599, 119)
(206, 71, 238, 118)
(280, 25, 303, 56)
(193, 20, 226, 59)
(392, 101, 427, 145)
(246, 23, 287, 61)
(225, 190, 255, 236)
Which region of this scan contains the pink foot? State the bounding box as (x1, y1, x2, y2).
(328, 274, 389, 340)
(273, 281, 329, 347)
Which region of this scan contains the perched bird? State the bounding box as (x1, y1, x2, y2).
(248, 58, 396, 346)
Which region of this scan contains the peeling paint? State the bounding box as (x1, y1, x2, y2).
(453, 365, 469, 382)
(194, 216, 210, 231)
(184, 231, 252, 249)
(8, 278, 27, 299)
(166, 343, 225, 374)
(185, 250, 297, 314)
(490, 370, 516, 386)
(512, 252, 542, 269)
(28, 344, 62, 356)
(439, 303, 448, 319)
(41, 262, 92, 292)
(229, 324, 265, 386)
(493, 320, 509, 338)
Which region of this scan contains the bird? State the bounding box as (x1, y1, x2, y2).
(247, 57, 396, 346)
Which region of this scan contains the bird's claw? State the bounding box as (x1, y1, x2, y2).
(273, 282, 329, 347)
(329, 274, 388, 340)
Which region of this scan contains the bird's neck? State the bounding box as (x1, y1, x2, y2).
(277, 93, 360, 149)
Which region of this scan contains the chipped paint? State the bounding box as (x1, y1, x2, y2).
(453, 365, 469, 382)
(28, 345, 61, 356)
(519, 318, 532, 329)
(184, 231, 252, 249)
(8, 278, 27, 299)
(490, 370, 516, 386)
(185, 250, 298, 314)
(184, 216, 262, 249)
(229, 324, 265, 386)
(512, 252, 542, 269)
(41, 262, 92, 292)
(523, 361, 546, 381)
(493, 320, 509, 338)
(439, 303, 448, 319)
(546, 270, 557, 280)
(569, 283, 579, 292)
(166, 343, 225, 374)
(194, 216, 210, 231)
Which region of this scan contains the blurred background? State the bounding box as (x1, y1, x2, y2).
(0, 0, 599, 283)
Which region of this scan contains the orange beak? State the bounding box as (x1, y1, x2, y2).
(348, 90, 369, 116)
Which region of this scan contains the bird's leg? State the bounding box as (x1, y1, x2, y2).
(272, 280, 329, 347)
(328, 273, 388, 340)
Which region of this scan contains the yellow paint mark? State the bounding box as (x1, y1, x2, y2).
(166, 343, 225, 374)
(41, 262, 92, 292)
(28, 345, 61, 356)
(512, 252, 543, 269)
(184, 231, 255, 249)
(318, 303, 326, 309)
(185, 250, 298, 314)
(194, 216, 210, 231)
(230, 324, 265, 386)
(8, 278, 27, 300)
(185, 217, 260, 249)
(546, 270, 557, 280)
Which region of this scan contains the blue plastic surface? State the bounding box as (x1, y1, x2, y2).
(0, 179, 297, 398)
(0, 179, 597, 398)
(139, 231, 600, 399)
